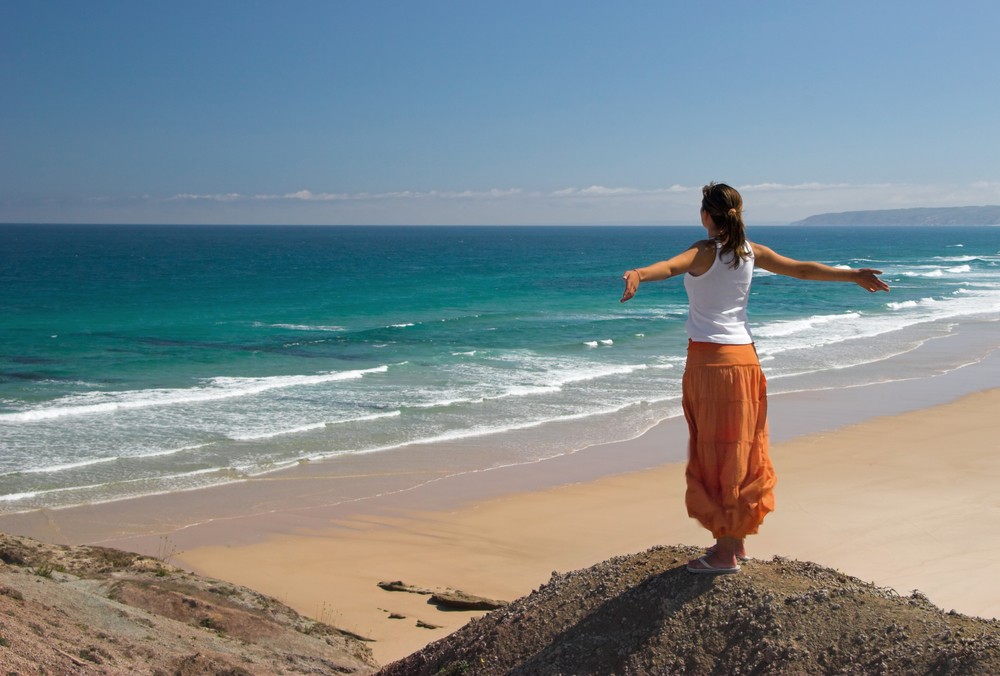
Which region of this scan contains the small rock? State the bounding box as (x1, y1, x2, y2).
(431, 590, 508, 611)
(0, 585, 24, 601)
(377, 580, 432, 595)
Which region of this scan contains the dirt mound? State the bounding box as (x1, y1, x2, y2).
(378, 545, 1000, 675)
(0, 532, 377, 674)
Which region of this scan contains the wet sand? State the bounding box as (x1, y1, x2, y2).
(164, 387, 1000, 665)
(2, 332, 998, 666)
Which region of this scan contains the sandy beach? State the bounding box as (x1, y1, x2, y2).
(158, 386, 1000, 666)
(1, 335, 998, 667)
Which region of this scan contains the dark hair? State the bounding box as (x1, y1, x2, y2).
(701, 182, 748, 269)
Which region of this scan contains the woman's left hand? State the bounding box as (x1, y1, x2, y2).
(621, 269, 640, 302)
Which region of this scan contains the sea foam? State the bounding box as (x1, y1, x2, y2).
(0, 365, 391, 423)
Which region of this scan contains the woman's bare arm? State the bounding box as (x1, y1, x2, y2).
(751, 242, 890, 292)
(620, 241, 716, 302)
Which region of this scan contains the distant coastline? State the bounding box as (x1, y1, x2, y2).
(791, 205, 1000, 226)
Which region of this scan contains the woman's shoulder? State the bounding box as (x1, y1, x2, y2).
(684, 239, 721, 277)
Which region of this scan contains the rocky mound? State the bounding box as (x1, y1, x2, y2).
(378, 545, 1000, 675)
(0, 532, 377, 674)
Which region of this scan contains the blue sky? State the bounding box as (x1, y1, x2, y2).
(2, 1, 999, 225)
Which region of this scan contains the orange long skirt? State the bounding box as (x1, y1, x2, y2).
(682, 341, 776, 539)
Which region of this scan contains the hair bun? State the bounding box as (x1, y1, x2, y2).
(727, 207, 740, 218)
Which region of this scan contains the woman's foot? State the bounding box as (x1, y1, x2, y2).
(706, 545, 749, 561)
(690, 537, 742, 571)
(686, 556, 739, 574)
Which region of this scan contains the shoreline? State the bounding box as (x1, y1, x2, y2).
(0, 318, 997, 548)
(2, 313, 996, 519)
(171, 387, 1000, 665)
(0, 322, 996, 665)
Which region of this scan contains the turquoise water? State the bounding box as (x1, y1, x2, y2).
(2, 224, 999, 511)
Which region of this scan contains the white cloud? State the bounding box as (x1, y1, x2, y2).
(167, 192, 244, 202)
(16, 180, 996, 225)
(170, 182, 874, 207)
(547, 184, 695, 199)
(737, 182, 859, 192)
(549, 188, 577, 197)
(279, 190, 352, 201)
(578, 185, 641, 196)
(226, 188, 528, 202)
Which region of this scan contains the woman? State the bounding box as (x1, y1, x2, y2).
(620, 182, 889, 574)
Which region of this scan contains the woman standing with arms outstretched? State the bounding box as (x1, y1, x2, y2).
(620, 183, 889, 574)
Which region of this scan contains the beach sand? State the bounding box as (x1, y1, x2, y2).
(2, 333, 998, 667)
(163, 388, 1000, 666)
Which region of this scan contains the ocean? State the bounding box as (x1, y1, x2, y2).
(2, 224, 999, 513)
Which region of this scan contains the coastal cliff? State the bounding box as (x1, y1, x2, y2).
(790, 205, 1000, 226)
(0, 532, 377, 674)
(2, 535, 999, 674)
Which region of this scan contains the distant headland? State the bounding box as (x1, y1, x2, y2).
(791, 205, 1000, 226)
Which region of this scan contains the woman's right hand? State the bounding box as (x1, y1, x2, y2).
(854, 268, 891, 293)
(620, 269, 640, 302)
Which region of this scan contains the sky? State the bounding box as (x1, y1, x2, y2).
(2, 1, 999, 226)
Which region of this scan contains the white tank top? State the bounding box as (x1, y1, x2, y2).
(683, 241, 754, 344)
